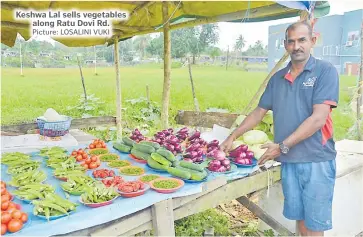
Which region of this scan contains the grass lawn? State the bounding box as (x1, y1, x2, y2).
(1, 65, 357, 140)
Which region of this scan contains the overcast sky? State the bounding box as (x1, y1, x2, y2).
(30, 1, 363, 50)
(216, 0, 363, 51)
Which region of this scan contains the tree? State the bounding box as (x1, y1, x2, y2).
(243, 40, 268, 56)
(234, 35, 246, 55)
(133, 35, 151, 59)
(205, 46, 222, 63)
(146, 34, 164, 59)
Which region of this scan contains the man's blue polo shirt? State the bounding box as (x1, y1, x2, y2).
(258, 56, 339, 163)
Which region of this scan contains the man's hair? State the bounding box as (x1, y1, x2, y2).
(285, 21, 313, 40)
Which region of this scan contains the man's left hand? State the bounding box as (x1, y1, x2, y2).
(258, 143, 281, 165)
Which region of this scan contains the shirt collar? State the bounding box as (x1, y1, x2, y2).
(283, 55, 316, 81)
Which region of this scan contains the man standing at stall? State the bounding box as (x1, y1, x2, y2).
(220, 21, 339, 236)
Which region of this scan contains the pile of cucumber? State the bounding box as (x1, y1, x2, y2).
(147, 149, 177, 171)
(168, 161, 208, 181)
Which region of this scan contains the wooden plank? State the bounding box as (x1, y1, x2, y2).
(236, 196, 293, 236)
(91, 209, 151, 236)
(161, 1, 171, 129)
(174, 167, 281, 220)
(121, 222, 153, 236)
(151, 199, 175, 236)
(1, 116, 116, 134)
(176, 110, 238, 128)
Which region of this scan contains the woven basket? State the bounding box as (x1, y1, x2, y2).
(36, 116, 72, 137)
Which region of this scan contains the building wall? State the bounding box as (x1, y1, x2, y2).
(268, 9, 362, 75)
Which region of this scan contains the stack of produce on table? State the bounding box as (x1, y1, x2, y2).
(229, 144, 255, 165)
(33, 193, 77, 220)
(98, 153, 119, 162)
(129, 129, 145, 143)
(39, 146, 67, 158)
(92, 169, 115, 179)
(52, 158, 86, 179)
(113, 137, 134, 153)
(118, 180, 144, 193)
(107, 160, 131, 168)
(60, 175, 97, 195)
(1, 152, 30, 165)
(167, 161, 208, 181)
(232, 130, 271, 160)
(13, 184, 55, 201)
(48, 156, 80, 169)
(119, 166, 145, 176)
(207, 150, 232, 172)
(147, 149, 177, 171)
(71, 148, 89, 162)
(206, 140, 220, 157)
(149, 178, 184, 193)
(138, 174, 160, 184)
(153, 128, 183, 155)
(8, 170, 47, 187)
(81, 184, 119, 204)
(80, 155, 101, 170)
(88, 148, 108, 156)
(130, 141, 157, 161)
(101, 176, 124, 187)
(1, 183, 28, 234)
(88, 139, 107, 149)
(183, 130, 208, 163)
(176, 127, 189, 141)
(6, 159, 41, 175)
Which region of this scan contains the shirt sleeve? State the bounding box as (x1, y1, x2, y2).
(258, 78, 274, 110)
(313, 64, 339, 108)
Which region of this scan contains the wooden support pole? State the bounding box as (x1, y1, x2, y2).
(161, 1, 171, 129)
(151, 199, 175, 236)
(357, 21, 363, 141)
(76, 54, 87, 103)
(114, 36, 122, 139)
(241, 11, 309, 115)
(187, 57, 200, 112)
(236, 196, 294, 236)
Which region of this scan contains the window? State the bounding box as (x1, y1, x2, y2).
(335, 46, 339, 56)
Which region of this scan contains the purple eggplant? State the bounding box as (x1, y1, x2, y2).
(189, 131, 200, 141)
(190, 151, 198, 158)
(197, 150, 203, 157)
(207, 140, 219, 148)
(210, 159, 221, 166)
(221, 159, 230, 166)
(246, 151, 254, 159)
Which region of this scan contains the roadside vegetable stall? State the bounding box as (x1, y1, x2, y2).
(1, 1, 332, 236)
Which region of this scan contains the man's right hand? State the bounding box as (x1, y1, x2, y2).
(220, 136, 234, 153)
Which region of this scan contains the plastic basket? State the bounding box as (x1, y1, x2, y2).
(36, 116, 72, 137)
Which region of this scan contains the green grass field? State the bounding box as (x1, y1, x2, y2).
(1, 65, 356, 140)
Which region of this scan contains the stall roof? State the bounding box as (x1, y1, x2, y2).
(1, 1, 330, 47)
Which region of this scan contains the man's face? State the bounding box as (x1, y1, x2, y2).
(284, 25, 316, 63)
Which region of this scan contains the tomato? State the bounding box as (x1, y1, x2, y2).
(8, 202, 16, 209)
(14, 204, 21, 210)
(1, 194, 10, 202)
(82, 153, 88, 159)
(91, 156, 98, 162)
(85, 159, 91, 165)
(11, 210, 22, 220)
(7, 219, 23, 233)
(89, 144, 95, 149)
(95, 160, 101, 166)
(1, 223, 7, 235)
(1, 187, 6, 195)
(1, 181, 6, 189)
(1, 201, 9, 211)
(81, 164, 89, 169)
(71, 151, 77, 156)
(95, 144, 102, 148)
(76, 155, 83, 161)
(89, 162, 98, 169)
(1, 212, 11, 224)
(102, 144, 107, 148)
(20, 213, 28, 223)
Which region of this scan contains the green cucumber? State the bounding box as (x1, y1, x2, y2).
(156, 148, 176, 162)
(167, 167, 191, 180)
(133, 143, 155, 154)
(131, 148, 151, 161)
(179, 161, 204, 172)
(113, 142, 131, 153)
(175, 166, 207, 181)
(151, 153, 172, 166)
(140, 141, 160, 150)
(147, 158, 168, 171)
(122, 137, 136, 147)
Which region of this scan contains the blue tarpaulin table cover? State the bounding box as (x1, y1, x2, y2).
(1, 143, 257, 236)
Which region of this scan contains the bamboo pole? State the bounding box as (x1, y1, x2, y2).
(187, 57, 200, 112)
(161, 1, 171, 129)
(19, 41, 23, 76)
(357, 21, 363, 140)
(114, 36, 122, 139)
(241, 11, 309, 116)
